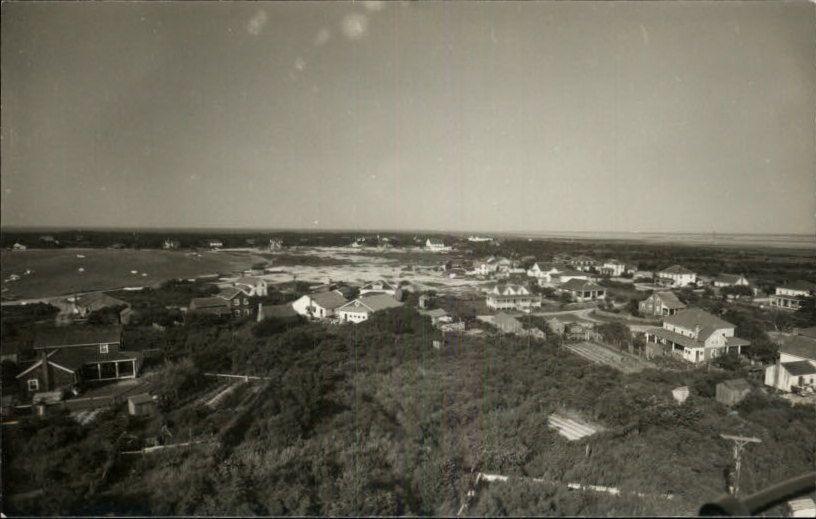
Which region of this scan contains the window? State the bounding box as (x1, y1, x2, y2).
(99, 344, 109, 354)
(242, 298, 248, 306)
(28, 379, 39, 391)
(233, 299, 239, 306)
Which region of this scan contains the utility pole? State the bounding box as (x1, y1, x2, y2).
(720, 434, 761, 495)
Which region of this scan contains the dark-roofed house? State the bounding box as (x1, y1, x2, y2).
(657, 265, 697, 287)
(558, 279, 606, 302)
(292, 291, 348, 319)
(337, 293, 404, 323)
(419, 308, 452, 326)
(639, 291, 687, 317)
(493, 312, 524, 334)
(715, 378, 752, 406)
(765, 332, 816, 392)
(219, 287, 252, 317)
(485, 283, 542, 311)
(769, 281, 816, 311)
(70, 292, 130, 320)
(713, 274, 750, 288)
(256, 303, 299, 323)
(644, 308, 750, 364)
(15, 326, 140, 399)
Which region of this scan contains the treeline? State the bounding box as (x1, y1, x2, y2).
(0, 230, 463, 250)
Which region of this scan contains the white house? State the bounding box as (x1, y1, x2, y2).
(207, 239, 223, 249)
(360, 279, 397, 295)
(600, 260, 633, 277)
(292, 290, 348, 319)
(233, 276, 268, 297)
(485, 283, 541, 311)
(764, 331, 816, 392)
(657, 265, 697, 287)
(712, 274, 750, 288)
(644, 308, 750, 364)
(769, 281, 816, 311)
(527, 263, 564, 283)
(337, 293, 404, 323)
(425, 239, 452, 252)
(12, 242, 27, 251)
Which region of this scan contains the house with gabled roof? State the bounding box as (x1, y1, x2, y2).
(639, 291, 687, 317)
(360, 279, 397, 295)
(485, 283, 541, 311)
(69, 292, 130, 319)
(657, 265, 697, 287)
(644, 308, 750, 364)
(234, 276, 268, 297)
(769, 281, 816, 311)
(15, 325, 140, 399)
(558, 279, 606, 302)
(292, 290, 348, 319)
(526, 263, 564, 283)
(337, 293, 404, 323)
(764, 330, 816, 392)
(218, 287, 253, 317)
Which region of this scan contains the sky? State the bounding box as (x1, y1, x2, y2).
(2, 1, 814, 235)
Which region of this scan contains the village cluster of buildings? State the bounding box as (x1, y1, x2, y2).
(5, 244, 815, 418)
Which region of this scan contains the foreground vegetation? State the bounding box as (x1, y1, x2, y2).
(4, 306, 814, 516)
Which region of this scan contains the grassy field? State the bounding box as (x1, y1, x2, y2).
(0, 249, 267, 300)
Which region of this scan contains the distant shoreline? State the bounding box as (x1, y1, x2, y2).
(1, 227, 813, 250)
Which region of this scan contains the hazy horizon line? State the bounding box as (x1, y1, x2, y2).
(1, 225, 814, 238)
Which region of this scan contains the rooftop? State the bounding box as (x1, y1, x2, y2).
(781, 361, 816, 376)
(560, 278, 604, 292)
(258, 303, 299, 319)
(777, 334, 816, 362)
(660, 265, 695, 275)
(34, 325, 123, 350)
(655, 291, 687, 309)
(309, 290, 348, 310)
(340, 293, 403, 313)
(778, 280, 816, 292)
(663, 308, 734, 333)
(190, 296, 230, 309)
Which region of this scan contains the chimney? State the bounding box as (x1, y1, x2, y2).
(40, 350, 50, 392)
(694, 325, 701, 339)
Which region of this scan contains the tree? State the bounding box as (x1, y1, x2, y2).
(596, 322, 631, 348)
(627, 298, 642, 317)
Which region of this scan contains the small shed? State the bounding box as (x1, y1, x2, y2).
(672, 386, 690, 404)
(787, 497, 816, 518)
(128, 393, 157, 417)
(418, 295, 430, 309)
(715, 378, 752, 406)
